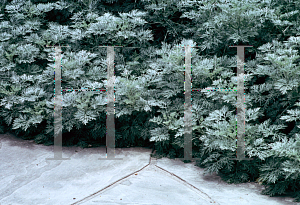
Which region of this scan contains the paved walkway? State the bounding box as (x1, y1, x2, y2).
(0, 132, 299, 205)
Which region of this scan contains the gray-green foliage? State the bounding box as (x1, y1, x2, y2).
(0, 0, 300, 201)
(140, 0, 300, 200)
(0, 0, 154, 139)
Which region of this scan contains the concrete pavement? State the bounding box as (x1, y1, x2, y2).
(0, 132, 299, 205)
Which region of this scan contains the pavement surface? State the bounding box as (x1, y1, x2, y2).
(0, 132, 299, 205)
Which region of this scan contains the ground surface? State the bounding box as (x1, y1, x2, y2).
(0, 132, 299, 205)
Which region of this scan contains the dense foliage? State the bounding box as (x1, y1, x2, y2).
(0, 0, 300, 201)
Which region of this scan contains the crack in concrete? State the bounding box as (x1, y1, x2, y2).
(71, 151, 219, 205)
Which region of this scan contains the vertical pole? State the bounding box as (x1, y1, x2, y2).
(229, 45, 253, 161)
(46, 45, 70, 160)
(175, 45, 201, 162)
(99, 46, 123, 160)
(236, 46, 246, 160)
(106, 46, 117, 159)
(184, 45, 192, 161)
(98, 46, 145, 160)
